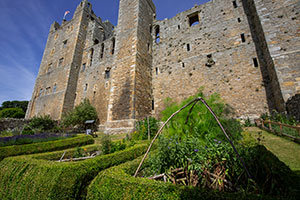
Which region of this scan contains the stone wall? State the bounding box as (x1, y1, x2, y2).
(0, 119, 30, 133)
(151, 0, 269, 120)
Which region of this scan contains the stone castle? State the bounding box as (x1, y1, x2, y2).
(26, 0, 300, 133)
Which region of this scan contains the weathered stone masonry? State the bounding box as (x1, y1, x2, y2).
(26, 0, 299, 133)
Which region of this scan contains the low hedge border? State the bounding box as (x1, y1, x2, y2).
(0, 134, 94, 161)
(0, 142, 149, 200)
(87, 146, 299, 200)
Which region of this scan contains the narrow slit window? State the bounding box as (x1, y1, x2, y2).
(105, 69, 110, 79)
(155, 67, 158, 75)
(253, 58, 259, 67)
(233, 1, 238, 8)
(90, 48, 94, 66)
(84, 84, 88, 91)
(155, 26, 160, 44)
(187, 44, 190, 51)
(241, 33, 246, 43)
(237, 18, 241, 23)
(182, 62, 185, 68)
(188, 13, 200, 27)
(100, 43, 104, 59)
(63, 40, 68, 48)
(178, 25, 181, 30)
(152, 100, 155, 110)
(53, 84, 57, 93)
(149, 25, 152, 34)
(82, 63, 86, 72)
(111, 38, 115, 55)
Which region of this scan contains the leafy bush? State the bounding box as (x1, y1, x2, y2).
(261, 110, 299, 125)
(22, 115, 58, 135)
(0, 134, 94, 161)
(0, 100, 28, 112)
(0, 143, 148, 200)
(134, 117, 159, 140)
(87, 153, 295, 200)
(62, 99, 98, 129)
(160, 90, 242, 142)
(0, 108, 25, 118)
(100, 135, 127, 155)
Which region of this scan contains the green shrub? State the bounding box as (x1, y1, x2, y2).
(261, 110, 298, 125)
(22, 115, 58, 134)
(87, 148, 298, 200)
(0, 100, 28, 112)
(134, 117, 159, 140)
(0, 143, 149, 200)
(62, 99, 98, 129)
(100, 135, 127, 155)
(0, 134, 94, 161)
(0, 108, 25, 118)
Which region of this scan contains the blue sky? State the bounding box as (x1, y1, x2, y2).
(0, 0, 210, 104)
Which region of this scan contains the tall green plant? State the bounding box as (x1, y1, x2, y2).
(62, 99, 98, 129)
(135, 117, 159, 140)
(161, 89, 242, 142)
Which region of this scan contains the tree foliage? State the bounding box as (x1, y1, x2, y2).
(0, 108, 25, 119)
(62, 99, 98, 129)
(0, 101, 28, 112)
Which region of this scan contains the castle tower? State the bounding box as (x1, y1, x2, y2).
(105, 0, 156, 133)
(26, 0, 93, 119)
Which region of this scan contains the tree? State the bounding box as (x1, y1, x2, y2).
(0, 108, 25, 118)
(61, 99, 98, 129)
(0, 101, 29, 112)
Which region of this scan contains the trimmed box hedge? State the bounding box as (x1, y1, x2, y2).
(87, 146, 300, 200)
(0, 143, 149, 200)
(0, 134, 94, 161)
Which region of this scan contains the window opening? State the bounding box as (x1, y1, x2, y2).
(155, 67, 158, 75)
(84, 84, 88, 91)
(253, 58, 259, 67)
(63, 40, 68, 48)
(90, 48, 94, 66)
(182, 62, 185, 68)
(178, 25, 181, 30)
(47, 63, 52, 72)
(105, 68, 111, 79)
(237, 18, 241, 23)
(152, 100, 155, 110)
(100, 43, 104, 59)
(188, 13, 200, 27)
(233, 1, 238, 8)
(187, 44, 190, 51)
(94, 39, 99, 45)
(82, 63, 86, 72)
(241, 33, 246, 42)
(111, 38, 115, 55)
(53, 84, 57, 93)
(206, 54, 215, 67)
(155, 26, 160, 43)
(58, 58, 64, 66)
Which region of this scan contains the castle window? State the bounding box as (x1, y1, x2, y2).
(237, 18, 241, 23)
(155, 26, 160, 43)
(58, 57, 64, 66)
(233, 1, 238, 8)
(84, 84, 88, 91)
(90, 48, 94, 66)
(82, 63, 86, 72)
(105, 69, 110, 79)
(253, 58, 259, 67)
(182, 62, 185, 68)
(63, 40, 68, 48)
(39, 89, 43, 97)
(94, 39, 99, 45)
(178, 25, 181, 30)
(155, 67, 159, 75)
(152, 100, 155, 110)
(100, 43, 105, 59)
(46, 87, 51, 94)
(111, 38, 115, 55)
(188, 12, 200, 27)
(206, 54, 215, 67)
(53, 84, 57, 93)
(241, 33, 246, 42)
(187, 44, 190, 51)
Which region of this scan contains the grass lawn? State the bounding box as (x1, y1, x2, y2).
(244, 127, 300, 174)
